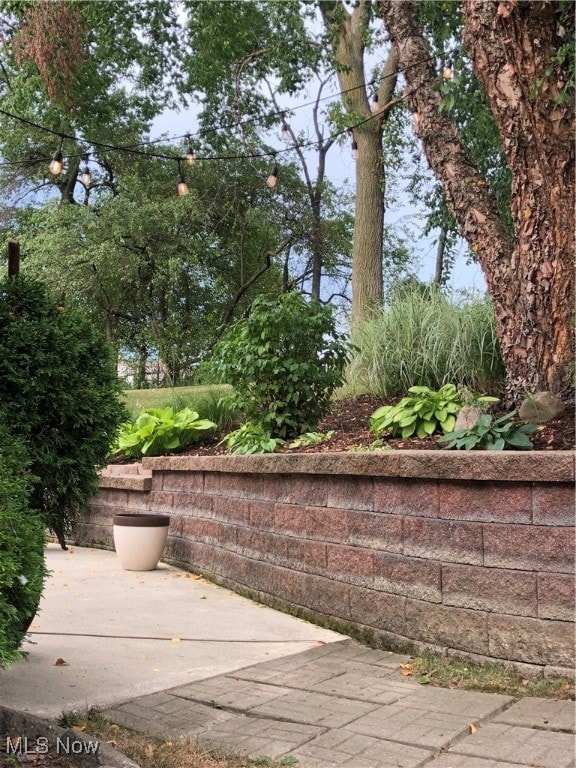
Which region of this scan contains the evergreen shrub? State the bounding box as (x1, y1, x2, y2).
(0, 419, 46, 667)
(0, 275, 127, 547)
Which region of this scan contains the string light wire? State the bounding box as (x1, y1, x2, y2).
(0, 56, 431, 173)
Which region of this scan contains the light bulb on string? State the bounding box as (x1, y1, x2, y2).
(49, 137, 64, 175)
(281, 121, 290, 141)
(266, 164, 278, 189)
(351, 139, 359, 161)
(443, 59, 454, 81)
(80, 152, 91, 186)
(176, 161, 188, 196)
(185, 134, 196, 166)
(412, 111, 422, 130)
(370, 93, 379, 114)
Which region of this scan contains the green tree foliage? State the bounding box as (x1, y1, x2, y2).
(0, 274, 127, 547)
(0, 419, 46, 667)
(0, 0, 183, 202)
(208, 292, 350, 438)
(6, 153, 305, 381)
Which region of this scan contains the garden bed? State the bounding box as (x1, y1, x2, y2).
(110, 395, 574, 458)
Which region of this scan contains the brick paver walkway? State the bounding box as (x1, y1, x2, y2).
(103, 639, 575, 768)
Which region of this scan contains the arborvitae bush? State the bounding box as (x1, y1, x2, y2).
(0, 419, 46, 667)
(0, 275, 127, 547)
(208, 292, 350, 439)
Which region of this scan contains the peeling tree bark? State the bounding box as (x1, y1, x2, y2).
(379, 0, 574, 397)
(462, 0, 574, 395)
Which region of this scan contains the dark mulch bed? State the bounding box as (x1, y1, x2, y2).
(164, 394, 575, 457)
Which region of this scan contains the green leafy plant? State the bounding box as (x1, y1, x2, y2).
(0, 275, 127, 548)
(287, 430, 334, 449)
(370, 384, 463, 439)
(350, 439, 392, 452)
(114, 407, 216, 458)
(370, 385, 500, 440)
(221, 423, 285, 455)
(438, 411, 538, 451)
(207, 292, 350, 439)
(0, 418, 47, 667)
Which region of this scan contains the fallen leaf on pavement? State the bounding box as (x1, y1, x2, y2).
(171, 637, 181, 643)
(469, 723, 477, 733)
(55, 658, 69, 666)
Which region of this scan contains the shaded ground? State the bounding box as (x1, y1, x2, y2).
(177, 395, 575, 456)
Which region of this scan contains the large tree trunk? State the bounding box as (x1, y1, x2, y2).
(320, 0, 399, 335)
(379, 0, 574, 396)
(462, 0, 574, 395)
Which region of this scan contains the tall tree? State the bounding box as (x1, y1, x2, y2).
(319, 0, 399, 332)
(184, 0, 409, 327)
(183, 0, 354, 304)
(379, 0, 574, 396)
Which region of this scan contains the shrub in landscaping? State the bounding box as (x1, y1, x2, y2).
(346, 286, 505, 397)
(113, 406, 216, 458)
(370, 384, 499, 439)
(207, 292, 350, 439)
(0, 419, 46, 667)
(221, 422, 286, 455)
(438, 411, 538, 450)
(0, 275, 127, 548)
(169, 386, 240, 434)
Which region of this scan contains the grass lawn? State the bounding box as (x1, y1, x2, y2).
(123, 385, 232, 415)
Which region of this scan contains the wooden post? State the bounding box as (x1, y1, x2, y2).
(8, 240, 20, 278)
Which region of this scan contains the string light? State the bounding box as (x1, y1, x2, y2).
(412, 111, 422, 130)
(281, 121, 290, 141)
(370, 93, 379, 114)
(348, 129, 359, 160)
(0, 58, 429, 190)
(185, 134, 196, 166)
(80, 152, 91, 186)
(49, 137, 64, 175)
(266, 164, 278, 189)
(176, 161, 188, 196)
(443, 60, 454, 81)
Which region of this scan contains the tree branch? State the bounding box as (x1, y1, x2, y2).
(378, 0, 513, 304)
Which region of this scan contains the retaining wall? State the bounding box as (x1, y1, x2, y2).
(77, 452, 575, 676)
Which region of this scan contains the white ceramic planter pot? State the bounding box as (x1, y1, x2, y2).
(113, 513, 170, 571)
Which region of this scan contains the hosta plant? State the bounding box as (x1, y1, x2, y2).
(221, 423, 285, 455)
(287, 430, 335, 449)
(370, 385, 498, 440)
(114, 407, 216, 458)
(438, 411, 538, 451)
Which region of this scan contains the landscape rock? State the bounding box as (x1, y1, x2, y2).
(454, 406, 483, 431)
(518, 392, 565, 423)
